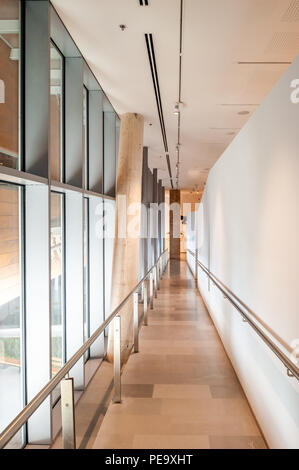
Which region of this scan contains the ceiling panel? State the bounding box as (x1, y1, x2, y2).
(52, 0, 299, 189)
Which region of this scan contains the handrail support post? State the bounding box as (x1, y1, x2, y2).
(150, 272, 154, 309)
(133, 292, 139, 353)
(144, 279, 148, 326)
(61, 377, 76, 449)
(113, 315, 121, 403)
(157, 264, 160, 290)
(154, 266, 158, 298)
(140, 281, 144, 302)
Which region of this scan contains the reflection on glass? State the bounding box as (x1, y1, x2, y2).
(104, 200, 115, 320)
(83, 87, 88, 189)
(50, 192, 64, 376)
(0, 0, 20, 169)
(0, 183, 23, 447)
(83, 198, 89, 360)
(50, 44, 63, 181)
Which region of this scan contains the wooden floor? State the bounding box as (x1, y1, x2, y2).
(93, 260, 267, 449)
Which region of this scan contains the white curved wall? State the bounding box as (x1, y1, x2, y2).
(189, 55, 299, 448)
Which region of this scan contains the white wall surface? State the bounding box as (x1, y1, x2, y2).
(189, 55, 299, 449)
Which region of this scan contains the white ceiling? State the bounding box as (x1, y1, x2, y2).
(52, 0, 299, 189)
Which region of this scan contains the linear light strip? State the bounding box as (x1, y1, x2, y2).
(238, 61, 291, 64)
(176, 0, 184, 189)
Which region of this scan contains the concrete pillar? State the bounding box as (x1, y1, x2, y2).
(169, 189, 181, 259)
(107, 113, 144, 363)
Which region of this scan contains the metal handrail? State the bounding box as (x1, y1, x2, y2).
(187, 249, 299, 381)
(0, 249, 169, 449)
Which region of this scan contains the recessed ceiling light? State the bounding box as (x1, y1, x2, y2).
(238, 110, 250, 115)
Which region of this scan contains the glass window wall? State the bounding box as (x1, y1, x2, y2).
(83, 197, 89, 361)
(0, 182, 23, 447)
(0, 0, 20, 170)
(50, 43, 64, 181)
(50, 192, 65, 377)
(0, 1, 119, 448)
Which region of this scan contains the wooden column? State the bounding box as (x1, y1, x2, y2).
(107, 113, 144, 363)
(169, 189, 181, 259)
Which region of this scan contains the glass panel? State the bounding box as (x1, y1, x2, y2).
(50, 192, 64, 376)
(83, 197, 89, 360)
(0, 0, 20, 169)
(50, 44, 63, 181)
(83, 86, 88, 189)
(0, 183, 23, 447)
(115, 116, 120, 181)
(104, 199, 115, 320)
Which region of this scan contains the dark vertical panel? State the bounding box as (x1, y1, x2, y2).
(147, 167, 154, 268)
(161, 185, 165, 252)
(65, 57, 83, 187)
(158, 179, 162, 257)
(50, 6, 80, 57)
(140, 147, 149, 276)
(169, 189, 181, 259)
(141, 147, 148, 203)
(24, 0, 49, 177)
(88, 90, 103, 193)
(152, 168, 158, 263)
(103, 112, 116, 197)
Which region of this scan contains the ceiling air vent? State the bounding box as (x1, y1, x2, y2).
(267, 31, 299, 55)
(145, 33, 173, 188)
(282, 0, 299, 22)
(257, 31, 299, 63)
(139, 0, 149, 5)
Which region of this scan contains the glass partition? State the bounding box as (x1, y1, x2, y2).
(104, 199, 115, 319)
(0, 1, 119, 447)
(50, 192, 65, 377)
(0, 182, 23, 447)
(0, 0, 20, 170)
(50, 43, 64, 181)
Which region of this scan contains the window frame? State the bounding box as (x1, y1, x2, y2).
(83, 196, 90, 362)
(50, 190, 66, 383)
(0, 181, 26, 447)
(49, 39, 65, 183)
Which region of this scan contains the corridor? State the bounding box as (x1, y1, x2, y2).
(93, 261, 267, 449)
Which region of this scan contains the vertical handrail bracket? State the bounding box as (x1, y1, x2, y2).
(133, 292, 139, 353)
(150, 272, 154, 310)
(144, 280, 148, 326)
(61, 378, 76, 449)
(113, 315, 121, 403)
